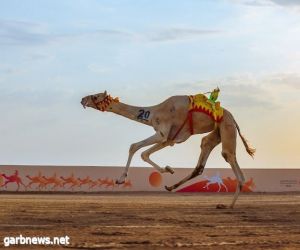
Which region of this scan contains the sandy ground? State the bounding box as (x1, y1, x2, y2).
(0, 192, 299, 250)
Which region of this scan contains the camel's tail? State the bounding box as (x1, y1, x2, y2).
(233, 118, 256, 158)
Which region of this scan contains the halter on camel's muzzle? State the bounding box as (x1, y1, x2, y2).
(91, 94, 119, 112)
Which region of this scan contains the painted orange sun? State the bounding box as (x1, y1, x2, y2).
(149, 172, 162, 187)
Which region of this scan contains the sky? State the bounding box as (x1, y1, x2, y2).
(0, 0, 300, 169)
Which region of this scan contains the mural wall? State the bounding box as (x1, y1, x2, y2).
(0, 165, 300, 192)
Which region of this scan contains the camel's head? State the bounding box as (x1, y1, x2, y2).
(81, 91, 119, 112)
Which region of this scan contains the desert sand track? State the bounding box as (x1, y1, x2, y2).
(0, 192, 299, 249)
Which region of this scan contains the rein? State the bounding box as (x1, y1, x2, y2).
(171, 96, 194, 140)
(92, 95, 119, 112)
(171, 95, 221, 141)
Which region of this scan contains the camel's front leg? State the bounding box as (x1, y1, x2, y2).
(141, 141, 174, 174)
(2, 181, 10, 188)
(165, 129, 220, 191)
(116, 133, 163, 184)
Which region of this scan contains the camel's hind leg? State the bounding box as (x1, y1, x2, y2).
(141, 141, 174, 174)
(220, 124, 245, 209)
(20, 181, 26, 191)
(165, 129, 221, 191)
(116, 133, 163, 184)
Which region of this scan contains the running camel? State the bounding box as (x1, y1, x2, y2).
(81, 89, 255, 208)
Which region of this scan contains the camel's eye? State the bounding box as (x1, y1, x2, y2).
(92, 96, 97, 100)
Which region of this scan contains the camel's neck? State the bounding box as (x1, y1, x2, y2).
(108, 102, 152, 126)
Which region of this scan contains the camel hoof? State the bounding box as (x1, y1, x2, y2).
(115, 179, 125, 185)
(165, 185, 173, 192)
(165, 166, 174, 174)
(216, 204, 227, 209)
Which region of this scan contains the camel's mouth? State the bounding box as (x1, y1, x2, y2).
(81, 97, 88, 109)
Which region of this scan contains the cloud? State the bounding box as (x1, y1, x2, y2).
(158, 72, 300, 111)
(0, 19, 49, 46)
(148, 28, 221, 42)
(221, 83, 276, 109)
(88, 64, 111, 74)
(0, 19, 132, 46)
(55, 27, 220, 44)
(147, 78, 274, 110)
(221, 73, 300, 110)
(0, 68, 26, 75)
(230, 0, 272, 6)
(270, 0, 300, 6)
(55, 29, 133, 43)
(0, 19, 221, 47)
(0, 87, 74, 108)
(263, 73, 300, 90)
(231, 0, 300, 7)
(26, 53, 54, 61)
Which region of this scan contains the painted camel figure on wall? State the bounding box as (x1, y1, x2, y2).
(43, 173, 63, 190)
(97, 178, 108, 187)
(81, 90, 255, 208)
(2, 170, 26, 191)
(26, 172, 48, 190)
(103, 178, 115, 188)
(203, 173, 228, 192)
(78, 176, 91, 187)
(60, 174, 81, 190)
(122, 179, 132, 188)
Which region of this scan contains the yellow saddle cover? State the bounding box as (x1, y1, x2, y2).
(189, 94, 224, 122)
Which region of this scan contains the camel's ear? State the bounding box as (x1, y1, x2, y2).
(104, 90, 107, 96)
